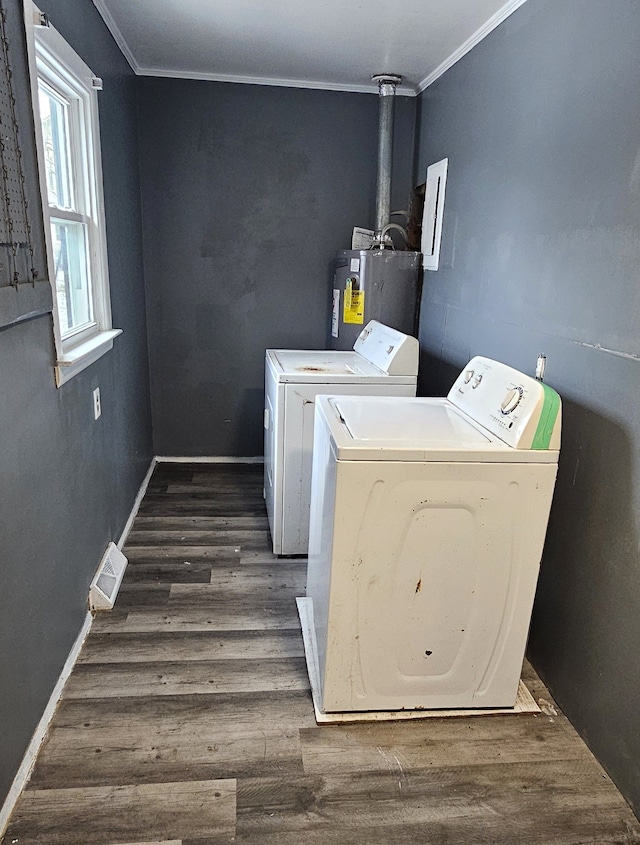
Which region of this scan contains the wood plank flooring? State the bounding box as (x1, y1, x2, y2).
(4, 462, 640, 844)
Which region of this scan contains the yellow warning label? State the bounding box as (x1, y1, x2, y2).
(344, 289, 365, 324)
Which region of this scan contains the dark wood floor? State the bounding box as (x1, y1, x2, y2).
(4, 462, 640, 844)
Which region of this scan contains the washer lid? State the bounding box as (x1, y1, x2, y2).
(319, 396, 558, 463)
(266, 349, 416, 384)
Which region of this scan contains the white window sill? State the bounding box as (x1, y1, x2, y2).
(55, 328, 122, 387)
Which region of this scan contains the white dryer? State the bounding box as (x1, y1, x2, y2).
(264, 321, 418, 556)
(306, 356, 562, 712)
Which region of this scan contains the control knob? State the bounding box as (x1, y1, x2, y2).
(501, 387, 523, 415)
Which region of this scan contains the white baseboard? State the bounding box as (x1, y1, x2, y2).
(117, 457, 157, 550)
(156, 456, 264, 464)
(1, 458, 156, 836)
(0, 611, 93, 838)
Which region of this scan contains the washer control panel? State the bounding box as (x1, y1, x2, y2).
(448, 356, 561, 450)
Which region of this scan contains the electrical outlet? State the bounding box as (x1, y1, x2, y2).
(93, 387, 101, 420)
(535, 355, 546, 382)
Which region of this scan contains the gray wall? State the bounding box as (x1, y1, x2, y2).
(0, 0, 152, 806)
(137, 77, 416, 456)
(415, 0, 640, 814)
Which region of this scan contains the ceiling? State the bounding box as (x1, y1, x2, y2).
(91, 0, 527, 96)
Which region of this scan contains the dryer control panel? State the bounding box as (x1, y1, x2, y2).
(448, 356, 561, 451)
(353, 321, 419, 376)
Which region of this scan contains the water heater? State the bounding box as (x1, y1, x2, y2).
(330, 249, 421, 350)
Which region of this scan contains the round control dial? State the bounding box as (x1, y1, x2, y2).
(464, 369, 474, 384)
(501, 386, 524, 415)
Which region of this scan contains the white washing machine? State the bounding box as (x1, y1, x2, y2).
(264, 321, 418, 556)
(305, 356, 562, 712)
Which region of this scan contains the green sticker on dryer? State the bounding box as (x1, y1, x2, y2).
(531, 383, 561, 450)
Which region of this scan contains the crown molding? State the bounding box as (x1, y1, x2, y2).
(136, 66, 417, 96)
(417, 0, 529, 93)
(91, 0, 139, 73)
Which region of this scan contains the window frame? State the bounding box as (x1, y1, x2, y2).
(24, 1, 121, 386)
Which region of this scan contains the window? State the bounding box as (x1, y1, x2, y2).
(24, 2, 121, 385)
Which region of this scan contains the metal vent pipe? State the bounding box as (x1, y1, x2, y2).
(371, 73, 402, 236)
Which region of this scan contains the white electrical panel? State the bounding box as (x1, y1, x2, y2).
(421, 158, 448, 271)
